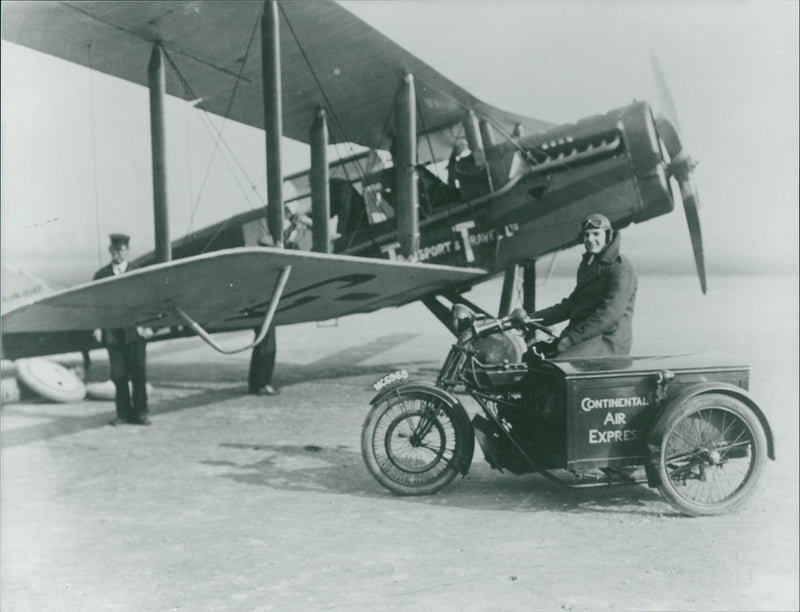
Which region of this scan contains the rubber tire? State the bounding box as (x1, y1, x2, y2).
(362, 389, 469, 496)
(655, 393, 767, 516)
(16, 358, 86, 403)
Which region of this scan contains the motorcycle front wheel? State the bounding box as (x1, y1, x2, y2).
(362, 389, 471, 496)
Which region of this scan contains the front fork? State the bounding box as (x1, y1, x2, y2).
(412, 398, 447, 442)
(369, 380, 475, 476)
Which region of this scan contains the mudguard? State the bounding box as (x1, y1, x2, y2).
(370, 380, 475, 476)
(645, 382, 776, 487)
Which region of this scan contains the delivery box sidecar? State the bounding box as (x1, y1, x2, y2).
(364, 348, 775, 517)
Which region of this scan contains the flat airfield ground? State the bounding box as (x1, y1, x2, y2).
(1, 275, 798, 611)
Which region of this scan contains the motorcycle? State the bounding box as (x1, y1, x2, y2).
(361, 306, 774, 516)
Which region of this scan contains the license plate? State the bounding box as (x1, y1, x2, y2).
(372, 369, 408, 391)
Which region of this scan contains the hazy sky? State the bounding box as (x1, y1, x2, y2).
(2, 1, 798, 287)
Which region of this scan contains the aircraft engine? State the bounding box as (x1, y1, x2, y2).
(518, 100, 675, 223)
(507, 91, 705, 294)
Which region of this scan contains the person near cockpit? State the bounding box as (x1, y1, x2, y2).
(447, 138, 470, 189)
(531, 214, 637, 358)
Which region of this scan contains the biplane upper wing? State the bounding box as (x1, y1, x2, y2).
(1, 0, 550, 158)
(1, 248, 486, 334)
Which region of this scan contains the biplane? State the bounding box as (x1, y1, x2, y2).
(0, 0, 705, 360)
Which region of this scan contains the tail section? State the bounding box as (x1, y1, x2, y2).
(2, 265, 94, 360)
(1, 264, 53, 311)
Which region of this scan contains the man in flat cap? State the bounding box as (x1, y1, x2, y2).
(93, 233, 152, 425)
(530, 213, 637, 358)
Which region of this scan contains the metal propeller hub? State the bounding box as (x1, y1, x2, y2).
(668, 152, 698, 182)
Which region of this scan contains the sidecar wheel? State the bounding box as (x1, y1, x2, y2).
(362, 390, 470, 496)
(654, 393, 767, 516)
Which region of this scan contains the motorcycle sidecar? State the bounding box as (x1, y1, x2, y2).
(503, 351, 775, 516)
(363, 347, 775, 516)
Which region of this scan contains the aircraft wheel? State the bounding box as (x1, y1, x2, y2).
(654, 393, 767, 516)
(16, 358, 86, 403)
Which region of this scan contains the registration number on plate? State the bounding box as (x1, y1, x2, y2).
(373, 369, 408, 391)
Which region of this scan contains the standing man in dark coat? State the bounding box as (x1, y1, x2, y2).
(532, 214, 637, 358)
(93, 233, 152, 425)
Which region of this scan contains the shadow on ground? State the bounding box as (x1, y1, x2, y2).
(92, 332, 432, 388)
(2, 334, 436, 447)
(207, 442, 672, 517)
(0, 385, 243, 447)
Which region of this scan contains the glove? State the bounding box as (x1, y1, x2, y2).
(532, 340, 559, 359)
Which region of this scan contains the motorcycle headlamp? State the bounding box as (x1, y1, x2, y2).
(451, 304, 475, 334)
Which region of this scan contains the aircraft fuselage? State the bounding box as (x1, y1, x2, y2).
(339, 100, 673, 277)
(1, 100, 675, 359)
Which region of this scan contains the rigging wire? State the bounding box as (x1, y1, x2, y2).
(337, 80, 405, 253)
(86, 43, 103, 266)
(282, 5, 633, 242)
(412, 74, 534, 160)
(157, 57, 268, 252)
(416, 95, 453, 217)
(415, 94, 479, 222)
(159, 19, 268, 246)
(278, 4, 371, 185)
(280, 3, 407, 253)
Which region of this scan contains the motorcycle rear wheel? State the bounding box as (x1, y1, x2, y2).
(655, 393, 767, 516)
(362, 390, 469, 495)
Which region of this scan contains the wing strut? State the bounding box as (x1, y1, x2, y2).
(172, 265, 292, 355)
(263, 0, 284, 246)
(498, 260, 537, 317)
(149, 42, 171, 263)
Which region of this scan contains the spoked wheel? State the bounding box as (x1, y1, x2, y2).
(362, 389, 472, 495)
(655, 393, 767, 516)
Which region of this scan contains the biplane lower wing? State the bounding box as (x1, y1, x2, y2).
(1, 248, 486, 335)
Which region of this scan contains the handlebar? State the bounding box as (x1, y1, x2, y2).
(472, 307, 557, 339)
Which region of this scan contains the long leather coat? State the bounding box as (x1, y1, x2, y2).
(533, 232, 637, 355)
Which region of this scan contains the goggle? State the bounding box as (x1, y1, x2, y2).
(581, 216, 610, 231)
